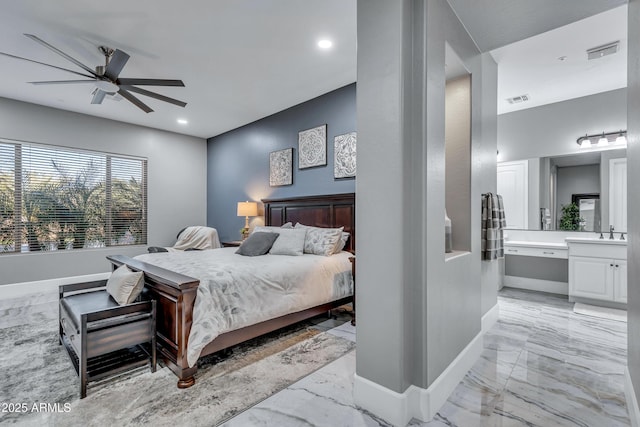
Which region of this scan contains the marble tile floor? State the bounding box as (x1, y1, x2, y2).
(224, 288, 630, 426)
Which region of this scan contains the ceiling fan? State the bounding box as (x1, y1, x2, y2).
(0, 33, 186, 113)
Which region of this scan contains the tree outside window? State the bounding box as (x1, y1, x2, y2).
(0, 140, 146, 254)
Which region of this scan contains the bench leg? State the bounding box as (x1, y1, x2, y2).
(80, 316, 88, 399)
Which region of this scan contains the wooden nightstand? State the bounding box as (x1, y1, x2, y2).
(222, 241, 243, 247)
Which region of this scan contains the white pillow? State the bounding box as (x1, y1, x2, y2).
(106, 264, 144, 305)
(269, 228, 307, 256)
(252, 223, 293, 234)
(294, 223, 344, 256)
(334, 232, 351, 253)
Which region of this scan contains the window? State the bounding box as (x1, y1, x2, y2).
(0, 139, 147, 254)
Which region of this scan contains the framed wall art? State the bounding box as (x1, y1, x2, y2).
(269, 148, 293, 186)
(298, 124, 327, 169)
(334, 131, 356, 178)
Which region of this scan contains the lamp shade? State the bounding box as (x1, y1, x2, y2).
(237, 201, 258, 217)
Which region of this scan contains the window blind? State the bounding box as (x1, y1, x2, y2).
(0, 139, 147, 254)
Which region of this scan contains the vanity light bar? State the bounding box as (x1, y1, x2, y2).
(577, 130, 627, 149)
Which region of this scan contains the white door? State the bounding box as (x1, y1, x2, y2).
(609, 158, 627, 232)
(614, 259, 628, 303)
(497, 160, 528, 229)
(569, 256, 613, 301)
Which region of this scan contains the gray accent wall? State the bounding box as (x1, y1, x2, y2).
(498, 88, 627, 162)
(627, 0, 640, 412)
(0, 97, 207, 285)
(206, 84, 356, 242)
(355, 0, 498, 403)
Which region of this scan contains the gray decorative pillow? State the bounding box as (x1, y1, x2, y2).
(106, 264, 144, 305)
(236, 232, 279, 256)
(269, 228, 307, 256)
(294, 223, 344, 256)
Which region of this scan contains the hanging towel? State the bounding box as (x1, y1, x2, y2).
(481, 193, 507, 261)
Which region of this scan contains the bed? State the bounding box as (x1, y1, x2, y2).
(107, 193, 355, 388)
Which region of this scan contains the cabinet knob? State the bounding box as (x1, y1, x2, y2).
(610, 264, 614, 267)
(615, 264, 619, 268)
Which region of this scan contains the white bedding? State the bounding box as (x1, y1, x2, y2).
(135, 248, 353, 367)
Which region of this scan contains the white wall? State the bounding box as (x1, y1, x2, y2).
(0, 97, 207, 285)
(498, 88, 627, 162)
(355, 0, 498, 423)
(626, 0, 640, 418)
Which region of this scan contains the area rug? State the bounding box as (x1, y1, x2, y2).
(0, 302, 355, 426)
(573, 302, 627, 322)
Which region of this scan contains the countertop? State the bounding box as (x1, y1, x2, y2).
(565, 237, 627, 246)
(504, 240, 568, 250)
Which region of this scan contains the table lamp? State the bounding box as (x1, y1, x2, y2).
(237, 201, 258, 239)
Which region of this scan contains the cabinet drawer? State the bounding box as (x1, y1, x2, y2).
(504, 246, 568, 259)
(568, 243, 626, 259)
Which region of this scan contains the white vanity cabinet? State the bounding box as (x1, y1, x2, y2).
(567, 238, 627, 304)
(614, 260, 628, 303)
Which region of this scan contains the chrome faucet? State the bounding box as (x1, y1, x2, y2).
(609, 225, 615, 240)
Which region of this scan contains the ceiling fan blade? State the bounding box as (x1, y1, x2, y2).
(29, 79, 95, 85)
(118, 88, 153, 113)
(117, 78, 184, 87)
(24, 33, 97, 77)
(0, 52, 95, 79)
(104, 49, 130, 80)
(91, 89, 107, 104)
(120, 85, 187, 107)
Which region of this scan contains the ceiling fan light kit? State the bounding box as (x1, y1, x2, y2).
(0, 33, 186, 113)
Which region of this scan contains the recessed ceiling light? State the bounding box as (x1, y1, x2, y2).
(177, 119, 188, 125)
(318, 39, 332, 49)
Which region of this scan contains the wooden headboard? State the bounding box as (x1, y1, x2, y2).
(262, 193, 355, 253)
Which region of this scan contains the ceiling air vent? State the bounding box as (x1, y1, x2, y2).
(506, 94, 529, 104)
(587, 41, 619, 60)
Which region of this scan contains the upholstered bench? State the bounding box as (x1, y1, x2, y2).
(59, 278, 156, 398)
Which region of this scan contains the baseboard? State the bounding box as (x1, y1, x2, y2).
(482, 303, 499, 333)
(353, 374, 411, 426)
(0, 272, 110, 302)
(354, 331, 484, 425)
(503, 276, 568, 295)
(626, 368, 640, 427)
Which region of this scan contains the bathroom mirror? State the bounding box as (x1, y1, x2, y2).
(498, 148, 626, 232)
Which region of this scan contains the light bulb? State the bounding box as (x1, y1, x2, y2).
(615, 133, 627, 145)
(580, 138, 592, 149)
(597, 133, 608, 147)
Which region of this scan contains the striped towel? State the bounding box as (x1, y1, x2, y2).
(481, 193, 507, 261)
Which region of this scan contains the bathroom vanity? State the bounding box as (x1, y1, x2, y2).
(567, 237, 627, 304)
(503, 230, 580, 295)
